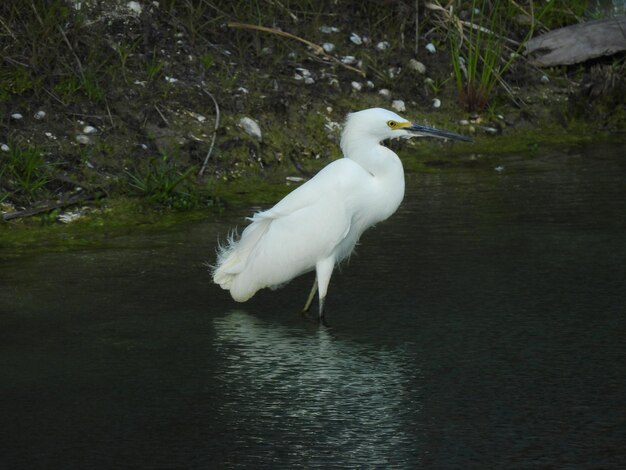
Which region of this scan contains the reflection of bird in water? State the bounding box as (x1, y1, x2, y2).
(213, 311, 421, 466)
(213, 108, 471, 322)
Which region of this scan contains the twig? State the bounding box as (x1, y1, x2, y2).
(198, 86, 220, 178)
(228, 22, 366, 77)
(154, 105, 169, 126)
(2, 192, 101, 222)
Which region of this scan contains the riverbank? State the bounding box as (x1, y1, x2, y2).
(1, 1, 625, 247)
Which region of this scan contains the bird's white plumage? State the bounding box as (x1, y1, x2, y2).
(212, 107, 468, 318)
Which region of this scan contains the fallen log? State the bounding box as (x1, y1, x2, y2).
(524, 16, 626, 67)
(2, 192, 102, 222)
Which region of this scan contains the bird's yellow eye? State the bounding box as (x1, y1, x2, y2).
(387, 120, 398, 128)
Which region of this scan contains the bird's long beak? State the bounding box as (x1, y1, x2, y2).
(406, 123, 473, 142)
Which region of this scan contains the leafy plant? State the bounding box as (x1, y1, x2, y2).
(0, 145, 50, 202)
(125, 155, 197, 209)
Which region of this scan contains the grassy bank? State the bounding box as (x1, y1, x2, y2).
(1, 0, 625, 244)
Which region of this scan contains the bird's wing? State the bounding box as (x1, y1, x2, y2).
(217, 159, 372, 301)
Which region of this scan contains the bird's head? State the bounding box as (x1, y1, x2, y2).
(342, 107, 473, 144)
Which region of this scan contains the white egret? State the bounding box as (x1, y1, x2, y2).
(212, 107, 471, 322)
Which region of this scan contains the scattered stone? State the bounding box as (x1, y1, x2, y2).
(190, 112, 206, 122)
(392, 100, 406, 112)
(165, 76, 178, 83)
(75, 134, 92, 145)
(57, 208, 89, 224)
(366, 80, 375, 89)
(387, 66, 401, 79)
(408, 59, 426, 74)
(83, 125, 97, 134)
(483, 126, 499, 135)
(376, 41, 390, 51)
(378, 88, 392, 100)
(341, 55, 357, 65)
(351, 81, 363, 91)
(320, 25, 339, 34)
(127, 1, 142, 14)
(237, 87, 249, 94)
(286, 176, 305, 183)
(239, 117, 262, 141)
(11, 113, 23, 120)
(432, 98, 441, 108)
(34, 110, 46, 120)
(425, 43, 436, 54)
(1, 144, 9, 152)
(45, 132, 57, 140)
(459, 119, 470, 126)
(494, 166, 505, 172)
(541, 74, 550, 83)
(322, 42, 335, 53)
(350, 33, 363, 45)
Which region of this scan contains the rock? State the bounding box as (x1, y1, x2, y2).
(76, 134, 92, 145)
(286, 176, 305, 183)
(165, 76, 178, 83)
(378, 88, 392, 100)
(387, 66, 401, 79)
(425, 43, 436, 54)
(320, 25, 340, 34)
(408, 59, 426, 74)
(541, 74, 550, 83)
(1, 144, 9, 152)
(239, 117, 262, 141)
(459, 119, 470, 126)
(351, 81, 363, 91)
(34, 110, 46, 120)
(11, 113, 23, 120)
(432, 98, 441, 108)
(83, 125, 97, 134)
(350, 33, 363, 45)
(376, 41, 390, 51)
(322, 42, 335, 53)
(392, 100, 406, 112)
(494, 166, 505, 172)
(366, 81, 375, 89)
(483, 126, 498, 135)
(127, 1, 142, 14)
(341, 55, 357, 65)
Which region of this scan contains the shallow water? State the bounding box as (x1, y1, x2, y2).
(1, 142, 625, 468)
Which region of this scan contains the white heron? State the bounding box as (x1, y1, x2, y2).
(212, 107, 471, 322)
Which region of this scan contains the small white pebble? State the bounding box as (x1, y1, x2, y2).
(76, 135, 91, 145)
(541, 75, 550, 84)
(237, 87, 249, 94)
(239, 117, 262, 141)
(341, 55, 357, 65)
(127, 1, 142, 14)
(351, 81, 363, 91)
(320, 25, 339, 34)
(392, 100, 406, 112)
(408, 59, 426, 74)
(83, 125, 97, 134)
(11, 113, 23, 120)
(286, 176, 305, 183)
(34, 110, 46, 120)
(378, 88, 392, 100)
(165, 76, 178, 83)
(459, 119, 470, 126)
(1, 144, 9, 152)
(322, 42, 335, 53)
(432, 98, 441, 108)
(425, 43, 436, 54)
(304, 77, 315, 85)
(376, 41, 390, 51)
(494, 166, 505, 172)
(350, 33, 363, 45)
(366, 80, 375, 89)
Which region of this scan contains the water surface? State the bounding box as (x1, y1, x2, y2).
(1, 142, 625, 468)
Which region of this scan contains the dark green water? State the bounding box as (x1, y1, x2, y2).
(1, 142, 625, 468)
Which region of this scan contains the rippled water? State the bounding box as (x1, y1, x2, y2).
(1, 142, 625, 468)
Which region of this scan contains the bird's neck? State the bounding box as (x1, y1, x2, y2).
(341, 136, 401, 178)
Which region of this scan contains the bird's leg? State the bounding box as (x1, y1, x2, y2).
(315, 257, 334, 325)
(302, 278, 318, 313)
